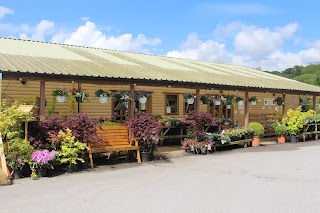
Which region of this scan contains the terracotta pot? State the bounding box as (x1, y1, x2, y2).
(277, 135, 286, 144)
(252, 136, 260, 147)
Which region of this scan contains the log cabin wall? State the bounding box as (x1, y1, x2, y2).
(1, 79, 300, 127)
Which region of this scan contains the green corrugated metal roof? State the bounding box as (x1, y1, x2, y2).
(0, 37, 320, 93)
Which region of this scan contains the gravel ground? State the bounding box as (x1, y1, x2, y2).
(1, 141, 320, 213)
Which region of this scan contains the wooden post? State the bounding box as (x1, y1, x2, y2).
(196, 89, 200, 112)
(313, 95, 317, 111)
(0, 72, 10, 183)
(129, 84, 135, 119)
(40, 81, 46, 121)
(282, 93, 286, 125)
(244, 92, 249, 129)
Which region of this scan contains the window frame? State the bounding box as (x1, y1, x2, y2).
(165, 93, 179, 115)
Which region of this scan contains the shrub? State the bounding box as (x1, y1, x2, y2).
(248, 122, 264, 137)
(274, 125, 287, 136)
(285, 106, 314, 135)
(101, 121, 122, 126)
(126, 113, 162, 152)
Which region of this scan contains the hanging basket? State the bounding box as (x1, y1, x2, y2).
(202, 99, 209, 104)
(139, 96, 147, 104)
(76, 97, 83, 103)
(214, 99, 221, 105)
(99, 97, 108, 103)
(237, 100, 244, 107)
(250, 100, 257, 105)
(56, 96, 66, 103)
(187, 98, 194, 104)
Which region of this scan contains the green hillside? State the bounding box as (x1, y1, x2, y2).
(268, 63, 320, 86)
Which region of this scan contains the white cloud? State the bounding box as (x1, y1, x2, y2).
(55, 21, 161, 52)
(18, 20, 54, 41)
(0, 6, 13, 19)
(167, 22, 320, 71)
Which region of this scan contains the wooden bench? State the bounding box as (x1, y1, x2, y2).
(87, 126, 141, 168)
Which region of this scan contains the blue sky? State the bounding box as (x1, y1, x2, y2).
(1, 0, 320, 71)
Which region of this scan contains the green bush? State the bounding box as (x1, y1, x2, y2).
(274, 125, 287, 136)
(248, 122, 264, 137)
(101, 121, 122, 126)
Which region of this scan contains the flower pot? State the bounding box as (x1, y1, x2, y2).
(237, 100, 244, 107)
(13, 169, 23, 179)
(252, 136, 260, 147)
(66, 165, 75, 173)
(139, 96, 147, 104)
(214, 99, 221, 105)
(80, 155, 90, 171)
(277, 135, 286, 144)
(56, 96, 66, 103)
(250, 100, 257, 105)
(290, 135, 298, 143)
(226, 105, 231, 109)
(37, 168, 48, 178)
(99, 97, 108, 103)
(187, 98, 194, 104)
(141, 151, 151, 162)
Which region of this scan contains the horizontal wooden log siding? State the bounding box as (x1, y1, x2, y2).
(1, 80, 300, 126)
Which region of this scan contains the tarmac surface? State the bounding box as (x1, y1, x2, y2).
(1, 141, 320, 213)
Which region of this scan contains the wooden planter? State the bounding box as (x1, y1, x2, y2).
(252, 136, 260, 147)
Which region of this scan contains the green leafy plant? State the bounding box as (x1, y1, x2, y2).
(285, 106, 314, 135)
(52, 88, 69, 97)
(112, 90, 131, 102)
(184, 93, 196, 100)
(134, 90, 151, 100)
(200, 95, 213, 103)
(235, 96, 244, 102)
(71, 87, 89, 102)
(274, 97, 285, 105)
(54, 128, 87, 166)
(274, 125, 287, 136)
(95, 89, 111, 97)
(224, 95, 234, 105)
(248, 96, 258, 102)
(248, 122, 264, 137)
(101, 121, 122, 126)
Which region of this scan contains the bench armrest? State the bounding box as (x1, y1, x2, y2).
(129, 137, 139, 147)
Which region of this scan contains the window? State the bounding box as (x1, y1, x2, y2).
(165, 94, 179, 115)
(134, 96, 152, 114)
(208, 103, 234, 121)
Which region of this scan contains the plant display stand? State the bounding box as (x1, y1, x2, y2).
(302, 123, 320, 142)
(160, 126, 187, 146)
(212, 139, 252, 151)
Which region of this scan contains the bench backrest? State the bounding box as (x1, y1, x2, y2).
(96, 126, 130, 146)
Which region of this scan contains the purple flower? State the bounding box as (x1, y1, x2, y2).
(31, 149, 56, 165)
(17, 158, 24, 165)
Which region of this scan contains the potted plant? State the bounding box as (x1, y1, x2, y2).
(200, 94, 213, 104)
(224, 95, 234, 108)
(285, 106, 314, 143)
(248, 122, 264, 147)
(52, 88, 69, 103)
(126, 113, 162, 162)
(134, 90, 151, 104)
(274, 125, 287, 144)
(71, 88, 89, 102)
(112, 90, 131, 103)
(274, 97, 285, 105)
(235, 96, 245, 107)
(31, 149, 56, 178)
(249, 96, 258, 105)
(95, 89, 111, 103)
(54, 128, 87, 173)
(6, 132, 34, 179)
(214, 95, 224, 105)
(184, 93, 196, 104)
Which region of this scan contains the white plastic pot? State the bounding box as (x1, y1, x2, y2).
(237, 100, 244, 107)
(56, 96, 66, 103)
(139, 96, 147, 104)
(187, 98, 194, 104)
(250, 100, 257, 105)
(99, 97, 108, 103)
(214, 99, 221, 105)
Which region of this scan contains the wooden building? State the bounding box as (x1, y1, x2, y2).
(0, 37, 320, 128)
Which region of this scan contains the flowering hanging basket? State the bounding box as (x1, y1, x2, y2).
(187, 98, 195, 104)
(112, 91, 131, 103)
(52, 88, 69, 103)
(71, 88, 89, 103)
(95, 89, 110, 104)
(139, 96, 147, 104)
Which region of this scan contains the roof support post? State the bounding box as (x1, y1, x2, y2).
(129, 84, 135, 119)
(244, 91, 249, 129)
(196, 89, 200, 112)
(40, 81, 46, 121)
(282, 94, 286, 125)
(313, 95, 317, 111)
